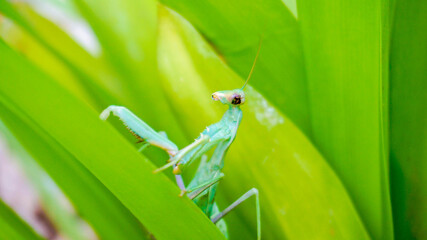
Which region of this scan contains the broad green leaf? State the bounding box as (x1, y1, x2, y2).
(0, 2, 183, 171)
(0, 121, 91, 240)
(158, 6, 369, 239)
(296, 0, 394, 239)
(0, 0, 179, 179)
(0, 39, 224, 240)
(0, 68, 149, 239)
(0, 2, 119, 109)
(0, 16, 92, 105)
(390, 0, 427, 238)
(72, 0, 188, 145)
(0, 199, 45, 240)
(0, 5, 167, 153)
(160, 0, 311, 135)
(8, 5, 111, 89)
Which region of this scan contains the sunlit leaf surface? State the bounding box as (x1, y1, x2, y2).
(296, 0, 393, 238)
(0, 0, 424, 239)
(161, 0, 312, 135)
(0, 40, 224, 240)
(390, 0, 427, 239)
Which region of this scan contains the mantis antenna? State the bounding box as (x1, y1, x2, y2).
(241, 37, 263, 90)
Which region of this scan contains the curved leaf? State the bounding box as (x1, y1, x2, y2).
(0, 1, 121, 109)
(160, 0, 311, 135)
(0, 199, 45, 240)
(296, 0, 393, 238)
(0, 5, 172, 156)
(0, 121, 92, 240)
(0, 97, 149, 240)
(0, 15, 92, 104)
(390, 0, 427, 238)
(72, 0, 188, 145)
(0, 40, 224, 240)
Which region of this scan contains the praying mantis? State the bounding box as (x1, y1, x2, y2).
(100, 42, 262, 240)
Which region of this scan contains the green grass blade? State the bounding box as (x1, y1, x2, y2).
(390, 0, 427, 238)
(160, 0, 311, 135)
(0, 121, 91, 240)
(157, 7, 369, 239)
(0, 39, 224, 240)
(0, 0, 181, 182)
(0, 2, 120, 109)
(72, 0, 188, 146)
(296, 0, 393, 239)
(0, 199, 45, 240)
(0, 34, 149, 238)
(0, 6, 174, 157)
(0, 16, 94, 105)
(0, 101, 149, 240)
(6, 4, 110, 86)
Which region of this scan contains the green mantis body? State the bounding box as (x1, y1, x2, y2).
(100, 46, 261, 240)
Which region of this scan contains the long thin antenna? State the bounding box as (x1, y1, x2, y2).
(242, 37, 263, 89)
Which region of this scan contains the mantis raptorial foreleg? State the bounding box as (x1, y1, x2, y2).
(100, 105, 188, 189)
(137, 131, 168, 152)
(171, 130, 232, 174)
(153, 134, 210, 174)
(100, 106, 179, 156)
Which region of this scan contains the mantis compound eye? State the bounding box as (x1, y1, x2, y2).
(231, 94, 243, 105)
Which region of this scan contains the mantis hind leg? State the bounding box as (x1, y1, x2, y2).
(212, 204, 229, 239)
(211, 188, 261, 240)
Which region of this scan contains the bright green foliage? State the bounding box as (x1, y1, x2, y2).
(160, 0, 312, 135)
(72, 0, 189, 145)
(390, 0, 427, 239)
(0, 199, 45, 240)
(0, 81, 149, 239)
(296, 0, 393, 239)
(0, 122, 91, 240)
(0, 40, 224, 240)
(0, 2, 119, 108)
(0, 0, 424, 239)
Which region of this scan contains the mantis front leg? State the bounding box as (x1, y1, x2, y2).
(100, 105, 179, 156)
(100, 105, 186, 189)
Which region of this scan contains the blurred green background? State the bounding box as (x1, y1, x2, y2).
(0, 0, 425, 239)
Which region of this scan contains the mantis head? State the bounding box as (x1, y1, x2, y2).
(211, 37, 262, 108)
(212, 89, 246, 107)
